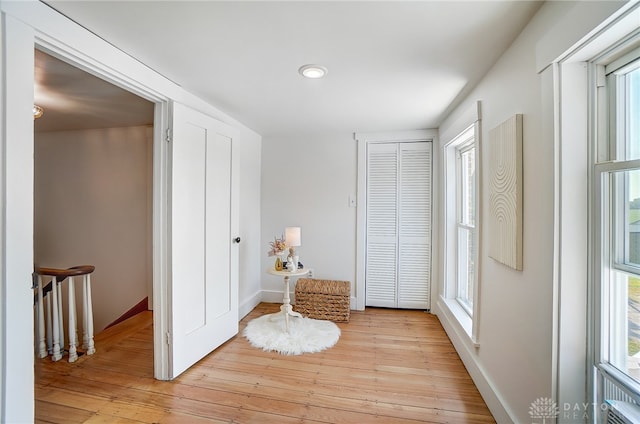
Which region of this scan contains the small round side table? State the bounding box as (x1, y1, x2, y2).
(267, 267, 309, 332)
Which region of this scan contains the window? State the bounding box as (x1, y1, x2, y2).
(456, 140, 476, 314)
(594, 54, 640, 410)
(443, 124, 479, 339)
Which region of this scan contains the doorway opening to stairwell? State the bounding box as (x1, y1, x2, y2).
(33, 48, 155, 363)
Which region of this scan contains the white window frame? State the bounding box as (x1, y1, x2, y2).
(593, 161, 640, 413)
(455, 138, 476, 316)
(592, 52, 640, 416)
(441, 121, 481, 343)
(547, 2, 640, 417)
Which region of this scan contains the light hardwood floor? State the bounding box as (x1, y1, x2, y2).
(35, 303, 495, 423)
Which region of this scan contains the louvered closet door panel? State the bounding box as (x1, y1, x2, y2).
(366, 143, 398, 307)
(398, 142, 432, 309)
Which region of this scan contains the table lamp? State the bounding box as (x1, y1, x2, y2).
(285, 227, 301, 270)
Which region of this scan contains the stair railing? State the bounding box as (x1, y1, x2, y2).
(33, 265, 95, 362)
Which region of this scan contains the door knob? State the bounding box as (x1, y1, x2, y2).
(233, 237, 241, 243)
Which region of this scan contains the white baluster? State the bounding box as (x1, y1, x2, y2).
(50, 276, 62, 361)
(82, 273, 95, 355)
(46, 292, 52, 355)
(67, 276, 78, 362)
(56, 278, 65, 358)
(33, 302, 38, 356)
(33, 295, 39, 356)
(37, 275, 47, 358)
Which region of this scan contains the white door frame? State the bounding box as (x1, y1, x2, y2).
(37, 41, 173, 382)
(354, 130, 438, 311)
(10, 21, 173, 378)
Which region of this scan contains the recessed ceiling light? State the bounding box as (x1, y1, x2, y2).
(298, 64, 328, 79)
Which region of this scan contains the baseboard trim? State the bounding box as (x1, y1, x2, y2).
(434, 299, 515, 424)
(105, 297, 149, 329)
(261, 290, 288, 304)
(239, 290, 262, 320)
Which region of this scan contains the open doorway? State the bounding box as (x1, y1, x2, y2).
(33, 48, 155, 353)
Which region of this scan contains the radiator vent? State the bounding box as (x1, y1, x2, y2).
(606, 400, 640, 424)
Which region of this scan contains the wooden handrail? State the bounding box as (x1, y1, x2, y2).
(35, 265, 95, 280)
(34, 266, 95, 302)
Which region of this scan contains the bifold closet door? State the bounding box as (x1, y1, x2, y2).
(365, 142, 432, 309)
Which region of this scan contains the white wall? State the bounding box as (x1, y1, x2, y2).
(1, 11, 36, 423)
(434, 1, 626, 423)
(34, 126, 153, 332)
(261, 133, 357, 301)
(0, 7, 6, 422)
(238, 128, 263, 318)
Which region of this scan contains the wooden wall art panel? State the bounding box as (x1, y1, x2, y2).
(488, 114, 523, 270)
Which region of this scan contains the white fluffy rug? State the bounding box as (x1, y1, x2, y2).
(243, 313, 341, 355)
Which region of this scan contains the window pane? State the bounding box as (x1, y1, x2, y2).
(609, 271, 640, 383)
(457, 226, 475, 313)
(608, 168, 640, 385)
(625, 66, 640, 160)
(460, 147, 475, 226)
(617, 169, 640, 268)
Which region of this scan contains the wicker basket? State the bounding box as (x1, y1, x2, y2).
(294, 278, 351, 322)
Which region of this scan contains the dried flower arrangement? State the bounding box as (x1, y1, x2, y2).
(267, 235, 288, 257)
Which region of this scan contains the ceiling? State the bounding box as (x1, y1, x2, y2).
(39, 1, 543, 137)
(34, 49, 154, 133)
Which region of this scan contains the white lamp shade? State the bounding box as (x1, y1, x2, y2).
(285, 227, 301, 247)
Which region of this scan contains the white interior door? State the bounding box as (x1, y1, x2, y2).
(365, 143, 398, 307)
(397, 142, 432, 309)
(170, 102, 239, 378)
